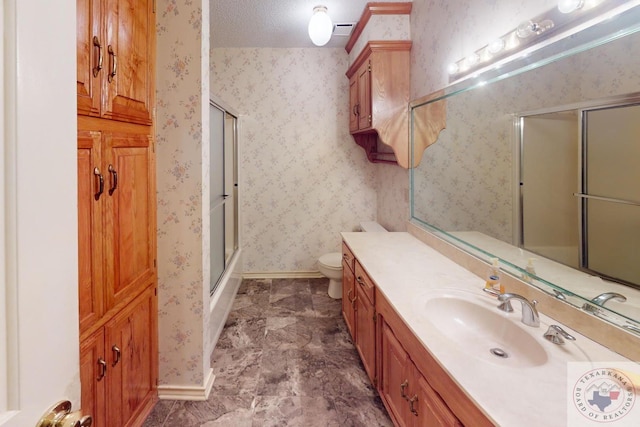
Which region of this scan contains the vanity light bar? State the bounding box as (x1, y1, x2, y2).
(447, 0, 609, 82)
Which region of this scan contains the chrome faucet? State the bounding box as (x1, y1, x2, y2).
(543, 324, 576, 345)
(582, 292, 626, 314)
(497, 293, 540, 327)
(590, 292, 627, 306)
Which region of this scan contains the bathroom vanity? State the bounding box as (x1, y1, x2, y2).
(341, 232, 635, 427)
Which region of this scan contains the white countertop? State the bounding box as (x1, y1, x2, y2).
(341, 232, 634, 427)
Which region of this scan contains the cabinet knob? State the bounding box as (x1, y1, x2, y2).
(409, 395, 419, 416)
(107, 45, 117, 82)
(97, 358, 107, 381)
(93, 167, 104, 201)
(92, 36, 103, 77)
(108, 164, 118, 195)
(400, 380, 409, 400)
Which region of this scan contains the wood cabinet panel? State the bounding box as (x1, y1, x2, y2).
(103, 0, 154, 125)
(381, 321, 412, 427)
(104, 132, 155, 311)
(106, 285, 157, 427)
(355, 283, 376, 384)
(78, 130, 105, 333)
(349, 75, 358, 132)
(355, 261, 375, 305)
(77, 0, 102, 117)
(80, 329, 106, 427)
(357, 60, 372, 130)
(342, 258, 356, 339)
(414, 375, 463, 427)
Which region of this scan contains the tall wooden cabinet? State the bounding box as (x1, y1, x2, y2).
(77, 1, 157, 426)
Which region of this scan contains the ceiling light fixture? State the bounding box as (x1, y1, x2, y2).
(308, 5, 332, 46)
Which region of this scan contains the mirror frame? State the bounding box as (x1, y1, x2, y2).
(409, 4, 640, 332)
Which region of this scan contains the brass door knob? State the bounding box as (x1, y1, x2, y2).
(37, 400, 92, 427)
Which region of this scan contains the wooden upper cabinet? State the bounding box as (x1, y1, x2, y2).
(103, 0, 155, 124)
(77, 0, 102, 117)
(345, 41, 412, 167)
(349, 75, 359, 133)
(77, 0, 155, 125)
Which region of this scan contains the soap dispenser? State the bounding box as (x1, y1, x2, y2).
(521, 258, 537, 284)
(485, 257, 504, 294)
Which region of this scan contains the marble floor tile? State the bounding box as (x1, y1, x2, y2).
(143, 278, 392, 426)
(210, 348, 262, 396)
(215, 315, 266, 350)
(252, 396, 341, 427)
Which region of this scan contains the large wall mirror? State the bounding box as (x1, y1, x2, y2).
(410, 5, 640, 333)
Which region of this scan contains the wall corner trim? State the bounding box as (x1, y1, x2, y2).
(157, 369, 215, 401)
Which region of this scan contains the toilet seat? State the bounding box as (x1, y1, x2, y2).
(318, 252, 342, 270)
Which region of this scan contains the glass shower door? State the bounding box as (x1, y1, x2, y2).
(582, 104, 640, 285)
(210, 104, 225, 293)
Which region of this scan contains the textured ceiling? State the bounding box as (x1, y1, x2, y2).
(210, 0, 410, 48)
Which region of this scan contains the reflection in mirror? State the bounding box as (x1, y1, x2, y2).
(410, 7, 640, 331)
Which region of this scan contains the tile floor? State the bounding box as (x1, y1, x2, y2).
(142, 278, 393, 427)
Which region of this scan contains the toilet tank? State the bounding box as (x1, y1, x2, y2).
(360, 221, 387, 232)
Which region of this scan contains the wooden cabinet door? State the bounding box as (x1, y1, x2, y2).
(349, 74, 359, 132)
(342, 259, 356, 339)
(357, 60, 372, 130)
(381, 320, 412, 427)
(355, 285, 376, 384)
(80, 329, 106, 427)
(103, 131, 156, 312)
(103, 0, 154, 125)
(106, 285, 157, 427)
(77, 0, 102, 117)
(78, 130, 105, 333)
(413, 371, 462, 427)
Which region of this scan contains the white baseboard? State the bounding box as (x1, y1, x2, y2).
(157, 368, 215, 401)
(242, 270, 325, 279)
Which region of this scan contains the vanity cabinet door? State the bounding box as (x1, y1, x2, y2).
(412, 369, 462, 427)
(355, 282, 376, 384)
(380, 320, 412, 427)
(342, 258, 356, 339)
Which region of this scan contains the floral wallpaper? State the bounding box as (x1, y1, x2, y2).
(156, 0, 211, 388)
(349, 14, 411, 65)
(210, 48, 378, 273)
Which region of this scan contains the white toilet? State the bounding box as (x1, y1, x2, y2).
(318, 221, 387, 299)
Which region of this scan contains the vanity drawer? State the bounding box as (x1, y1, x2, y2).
(342, 242, 355, 273)
(355, 261, 375, 305)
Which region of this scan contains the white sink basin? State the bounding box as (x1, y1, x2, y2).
(418, 290, 549, 368)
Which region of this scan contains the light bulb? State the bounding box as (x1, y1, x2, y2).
(308, 6, 332, 46)
(465, 53, 480, 67)
(447, 63, 459, 75)
(558, 0, 584, 13)
(488, 38, 505, 54)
